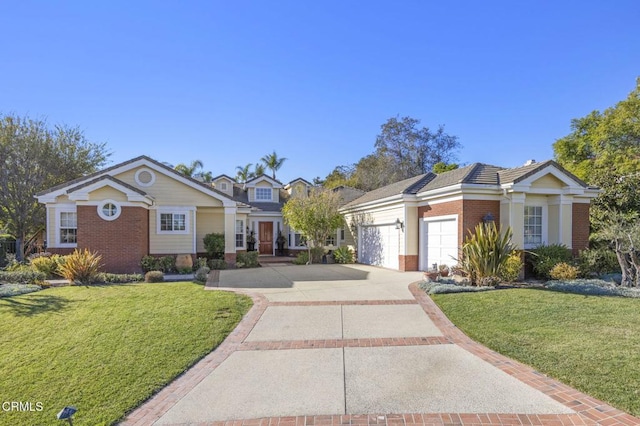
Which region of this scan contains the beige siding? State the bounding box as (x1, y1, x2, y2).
(530, 174, 565, 189)
(196, 209, 225, 253)
(115, 167, 224, 207)
(249, 181, 279, 203)
(87, 187, 129, 202)
(404, 206, 418, 256)
(346, 204, 406, 255)
(561, 203, 573, 247)
(47, 206, 56, 245)
(548, 204, 560, 244)
(149, 210, 194, 254)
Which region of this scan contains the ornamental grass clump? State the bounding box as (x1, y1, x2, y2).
(333, 246, 354, 264)
(460, 222, 516, 286)
(58, 249, 103, 285)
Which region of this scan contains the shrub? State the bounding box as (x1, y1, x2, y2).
(419, 281, 495, 295)
(58, 249, 103, 285)
(499, 253, 523, 282)
(0, 270, 46, 285)
(97, 273, 144, 283)
(194, 257, 208, 270)
(141, 255, 159, 273)
(550, 262, 579, 280)
(0, 284, 43, 297)
(333, 246, 354, 264)
(460, 223, 516, 285)
(544, 279, 640, 298)
(30, 255, 62, 278)
(577, 247, 620, 276)
(236, 251, 259, 268)
(177, 267, 192, 274)
(528, 244, 573, 279)
(194, 266, 210, 283)
(293, 251, 309, 265)
(204, 233, 225, 259)
(208, 259, 227, 270)
(311, 246, 325, 263)
(144, 271, 164, 283)
(160, 256, 176, 273)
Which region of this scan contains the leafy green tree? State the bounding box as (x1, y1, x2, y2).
(235, 163, 253, 183)
(554, 78, 640, 181)
(323, 165, 356, 189)
(375, 116, 461, 179)
(261, 151, 287, 180)
(281, 188, 344, 264)
(252, 163, 265, 179)
(432, 162, 459, 174)
(0, 114, 109, 259)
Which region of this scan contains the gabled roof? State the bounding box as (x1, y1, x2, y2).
(212, 174, 237, 183)
(497, 160, 588, 187)
(244, 174, 284, 188)
(332, 186, 366, 207)
(232, 186, 288, 212)
(67, 175, 148, 197)
(342, 174, 435, 208)
(287, 177, 312, 186)
(36, 155, 243, 207)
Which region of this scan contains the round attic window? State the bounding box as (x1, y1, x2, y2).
(135, 168, 155, 187)
(97, 200, 121, 221)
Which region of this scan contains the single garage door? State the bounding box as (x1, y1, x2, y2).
(359, 225, 400, 270)
(420, 217, 458, 270)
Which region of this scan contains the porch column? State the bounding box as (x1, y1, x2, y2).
(224, 206, 237, 265)
(508, 193, 526, 249)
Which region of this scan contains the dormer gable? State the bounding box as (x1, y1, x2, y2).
(285, 178, 312, 197)
(244, 175, 283, 203)
(212, 174, 236, 197)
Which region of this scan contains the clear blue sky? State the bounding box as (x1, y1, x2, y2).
(2, 1, 639, 183)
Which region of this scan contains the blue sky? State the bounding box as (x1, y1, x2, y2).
(2, 1, 639, 184)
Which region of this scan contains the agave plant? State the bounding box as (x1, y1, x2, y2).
(460, 222, 516, 286)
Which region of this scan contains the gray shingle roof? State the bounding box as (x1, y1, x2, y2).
(332, 186, 366, 207)
(497, 160, 588, 187)
(231, 185, 288, 212)
(416, 163, 504, 193)
(342, 174, 435, 208)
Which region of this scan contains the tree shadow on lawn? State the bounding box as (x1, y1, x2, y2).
(0, 293, 72, 317)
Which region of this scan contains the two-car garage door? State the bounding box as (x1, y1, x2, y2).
(358, 225, 399, 270)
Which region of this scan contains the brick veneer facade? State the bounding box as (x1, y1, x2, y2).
(77, 206, 149, 273)
(418, 199, 500, 249)
(572, 203, 591, 255)
(398, 254, 418, 271)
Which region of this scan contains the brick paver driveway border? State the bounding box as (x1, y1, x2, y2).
(121, 280, 640, 426)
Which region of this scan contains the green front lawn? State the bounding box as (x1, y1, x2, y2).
(0, 282, 252, 425)
(432, 289, 640, 416)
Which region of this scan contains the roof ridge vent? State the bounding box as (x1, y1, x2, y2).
(524, 159, 536, 166)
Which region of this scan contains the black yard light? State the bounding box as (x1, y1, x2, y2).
(57, 406, 77, 425)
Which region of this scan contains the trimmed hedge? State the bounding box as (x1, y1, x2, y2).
(0, 270, 46, 285)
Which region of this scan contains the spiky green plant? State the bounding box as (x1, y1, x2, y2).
(58, 249, 103, 284)
(460, 222, 516, 286)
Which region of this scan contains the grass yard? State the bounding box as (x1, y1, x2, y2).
(0, 282, 252, 425)
(432, 288, 640, 416)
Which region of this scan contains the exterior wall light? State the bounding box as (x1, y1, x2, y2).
(482, 212, 495, 224)
(395, 218, 404, 230)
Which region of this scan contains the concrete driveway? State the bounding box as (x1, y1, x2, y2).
(122, 264, 637, 426)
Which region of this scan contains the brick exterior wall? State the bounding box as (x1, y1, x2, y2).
(418, 200, 464, 247)
(47, 248, 75, 256)
(398, 254, 418, 272)
(77, 206, 149, 274)
(572, 203, 591, 255)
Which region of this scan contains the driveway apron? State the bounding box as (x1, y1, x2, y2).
(122, 265, 639, 426)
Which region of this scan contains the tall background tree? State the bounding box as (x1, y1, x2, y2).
(323, 116, 461, 190)
(174, 159, 213, 182)
(0, 114, 110, 259)
(235, 163, 253, 183)
(261, 151, 287, 180)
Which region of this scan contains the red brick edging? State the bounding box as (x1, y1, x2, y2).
(121, 282, 640, 426)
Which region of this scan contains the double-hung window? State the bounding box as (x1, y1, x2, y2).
(524, 206, 543, 247)
(289, 230, 306, 247)
(59, 212, 77, 245)
(255, 188, 272, 201)
(235, 220, 244, 248)
(159, 212, 187, 232)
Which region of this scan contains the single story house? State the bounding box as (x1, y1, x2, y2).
(36, 156, 598, 273)
(339, 160, 599, 271)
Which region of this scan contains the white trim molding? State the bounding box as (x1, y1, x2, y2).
(97, 199, 122, 221)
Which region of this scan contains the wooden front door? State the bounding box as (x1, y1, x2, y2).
(258, 222, 273, 255)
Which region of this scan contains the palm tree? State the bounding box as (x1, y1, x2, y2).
(236, 163, 253, 183)
(174, 160, 204, 177)
(261, 151, 287, 180)
(253, 163, 266, 179)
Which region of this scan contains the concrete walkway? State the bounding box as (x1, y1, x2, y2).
(122, 265, 639, 426)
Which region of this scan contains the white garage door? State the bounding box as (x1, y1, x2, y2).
(359, 225, 400, 270)
(421, 217, 458, 270)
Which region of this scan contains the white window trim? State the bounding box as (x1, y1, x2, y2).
(135, 168, 156, 187)
(235, 219, 245, 248)
(288, 229, 307, 248)
(523, 204, 548, 249)
(255, 187, 273, 201)
(97, 199, 122, 221)
(55, 206, 78, 248)
(156, 208, 191, 235)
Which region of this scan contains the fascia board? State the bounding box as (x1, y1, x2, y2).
(339, 193, 406, 213)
